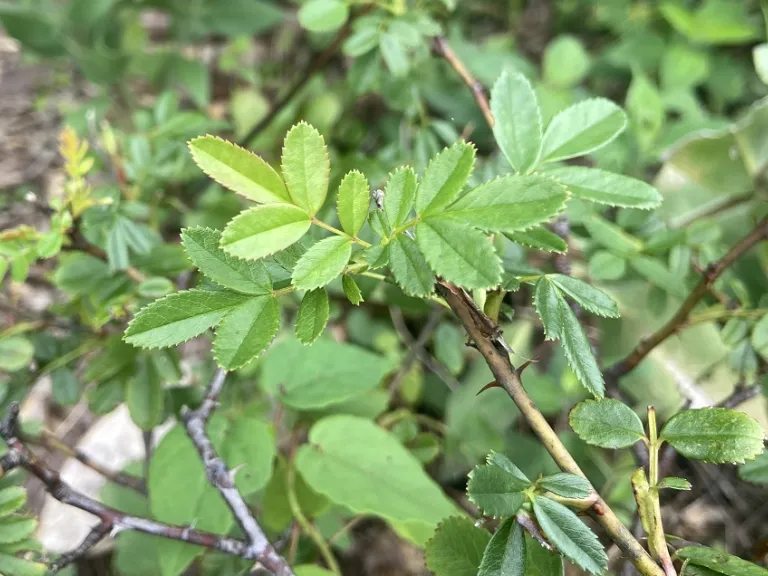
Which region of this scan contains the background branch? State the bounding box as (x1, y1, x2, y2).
(605, 216, 768, 381)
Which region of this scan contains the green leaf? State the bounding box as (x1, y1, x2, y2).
(0, 487, 26, 517)
(441, 174, 568, 234)
(292, 236, 352, 290)
(295, 566, 335, 576)
(124, 289, 249, 349)
(296, 415, 456, 544)
(659, 408, 765, 464)
(220, 203, 312, 261)
(188, 136, 289, 204)
(0, 517, 36, 544)
(569, 398, 646, 449)
(630, 256, 688, 298)
(298, 0, 349, 33)
(657, 477, 692, 490)
(149, 424, 235, 575)
(625, 71, 662, 152)
(384, 167, 417, 228)
(342, 275, 364, 305)
(539, 98, 627, 163)
(127, 355, 164, 430)
(490, 71, 542, 173)
(467, 464, 530, 518)
(739, 451, 768, 485)
(588, 251, 626, 281)
(538, 473, 591, 499)
(525, 533, 564, 576)
(388, 234, 435, 296)
(505, 227, 567, 253)
(216, 414, 276, 495)
(416, 219, 501, 290)
(379, 32, 409, 77)
(547, 274, 619, 318)
(295, 289, 329, 345)
(213, 295, 280, 370)
(543, 35, 590, 88)
(182, 227, 271, 295)
(533, 278, 604, 398)
(0, 554, 47, 576)
(281, 122, 330, 216)
(677, 546, 768, 576)
(137, 277, 175, 299)
(336, 170, 370, 237)
(426, 517, 490, 576)
(416, 141, 476, 217)
(487, 451, 530, 483)
(0, 337, 33, 372)
(546, 166, 661, 209)
(750, 314, 768, 361)
(434, 322, 466, 376)
(532, 496, 607, 574)
(583, 214, 643, 256)
(477, 517, 525, 576)
(261, 338, 392, 409)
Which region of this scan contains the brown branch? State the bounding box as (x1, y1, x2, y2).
(180, 368, 294, 576)
(436, 280, 665, 576)
(717, 384, 762, 409)
(239, 5, 376, 146)
(25, 429, 146, 494)
(432, 36, 494, 129)
(605, 216, 768, 381)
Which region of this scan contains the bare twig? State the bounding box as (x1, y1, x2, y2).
(516, 513, 552, 551)
(239, 5, 375, 146)
(389, 307, 459, 391)
(180, 369, 294, 576)
(49, 522, 111, 572)
(605, 216, 768, 381)
(432, 36, 494, 129)
(436, 281, 665, 576)
(25, 429, 146, 494)
(0, 371, 294, 576)
(717, 384, 762, 408)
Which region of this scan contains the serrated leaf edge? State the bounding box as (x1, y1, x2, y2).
(280, 121, 331, 215)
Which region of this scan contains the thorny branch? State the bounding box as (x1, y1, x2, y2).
(436, 280, 666, 576)
(605, 216, 768, 381)
(0, 370, 294, 576)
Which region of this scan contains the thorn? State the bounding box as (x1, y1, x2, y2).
(477, 381, 502, 395)
(110, 524, 124, 538)
(516, 358, 536, 377)
(228, 463, 246, 485)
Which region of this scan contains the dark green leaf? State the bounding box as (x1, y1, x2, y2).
(342, 275, 364, 305)
(295, 289, 329, 345)
(677, 546, 768, 576)
(660, 408, 765, 464)
(739, 451, 768, 485)
(425, 516, 491, 576)
(467, 464, 530, 518)
(388, 234, 435, 296)
(538, 473, 591, 499)
(533, 496, 607, 574)
(182, 227, 271, 295)
(478, 517, 525, 576)
(569, 399, 646, 449)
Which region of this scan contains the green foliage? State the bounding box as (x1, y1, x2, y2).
(677, 546, 768, 576)
(220, 204, 312, 261)
(569, 399, 646, 449)
(467, 463, 530, 518)
(477, 517, 524, 576)
(425, 517, 490, 576)
(532, 496, 607, 574)
(295, 289, 330, 344)
(281, 122, 330, 216)
(490, 71, 542, 173)
(292, 236, 353, 290)
(296, 415, 456, 544)
(659, 408, 765, 464)
(537, 473, 591, 499)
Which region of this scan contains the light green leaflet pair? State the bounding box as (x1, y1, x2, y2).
(124, 71, 661, 396)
